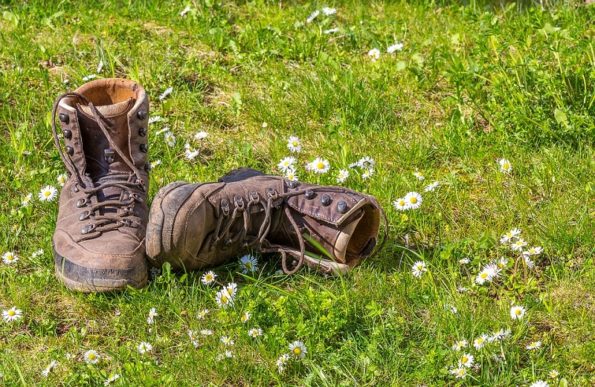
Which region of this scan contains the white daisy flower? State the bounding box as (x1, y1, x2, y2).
(458, 353, 474, 368)
(57, 173, 68, 186)
(322, 7, 336, 15)
(201, 271, 217, 285)
(308, 157, 330, 174)
(424, 181, 440, 192)
(289, 340, 307, 358)
(387, 42, 404, 53)
(500, 228, 522, 244)
(452, 340, 468, 351)
(285, 168, 299, 182)
(224, 283, 238, 298)
(511, 239, 528, 251)
(498, 158, 512, 173)
(147, 308, 158, 324)
(164, 131, 176, 147)
(96, 60, 104, 73)
(38, 185, 58, 202)
(361, 168, 374, 180)
(306, 10, 320, 23)
(262, 122, 268, 128)
(411, 261, 427, 278)
(180, 5, 191, 17)
(2, 307, 22, 322)
(83, 350, 100, 364)
(475, 263, 501, 285)
(526, 341, 542, 350)
(104, 374, 120, 385)
(159, 87, 173, 101)
(368, 48, 381, 61)
(32, 249, 44, 258)
(150, 160, 162, 169)
(336, 169, 349, 183)
(21, 193, 33, 207)
(548, 370, 559, 379)
(241, 311, 251, 323)
(197, 309, 209, 320)
(277, 156, 297, 172)
(2, 251, 18, 265)
(530, 381, 549, 387)
(216, 290, 234, 309)
(523, 246, 543, 257)
(137, 341, 153, 354)
(41, 360, 58, 377)
(148, 115, 162, 124)
(413, 171, 425, 181)
(356, 156, 375, 170)
(489, 328, 511, 342)
(248, 327, 263, 338)
(393, 197, 409, 211)
(496, 257, 509, 269)
(404, 192, 422, 210)
(194, 131, 208, 140)
(184, 143, 199, 160)
(459, 258, 470, 264)
(450, 366, 467, 379)
(457, 286, 468, 293)
(82, 74, 97, 82)
(220, 336, 234, 346)
(510, 305, 526, 320)
(524, 256, 536, 269)
(287, 136, 301, 153)
(276, 353, 290, 373)
(200, 329, 214, 336)
(473, 334, 488, 349)
(323, 28, 339, 34)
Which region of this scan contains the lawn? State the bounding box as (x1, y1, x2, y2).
(0, 0, 594, 385)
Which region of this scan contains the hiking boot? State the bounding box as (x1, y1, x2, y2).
(146, 168, 386, 275)
(51, 78, 150, 292)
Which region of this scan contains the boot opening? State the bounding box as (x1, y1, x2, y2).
(76, 78, 139, 106)
(333, 203, 380, 265)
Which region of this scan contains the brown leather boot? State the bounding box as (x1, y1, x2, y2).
(146, 168, 386, 275)
(51, 78, 150, 292)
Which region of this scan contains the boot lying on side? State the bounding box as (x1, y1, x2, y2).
(52, 78, 150, 292)
(146, 168, 386, 275)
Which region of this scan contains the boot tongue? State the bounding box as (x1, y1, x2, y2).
(332, 211, 364, 263)
(76, 98, 135, 178)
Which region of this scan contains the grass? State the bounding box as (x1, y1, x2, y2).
(1, 0, 594, 385)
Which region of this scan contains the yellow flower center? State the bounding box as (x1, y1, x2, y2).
(8, 310, 15, 316)
(515, 309, 521, 315)
(293, 347, 301, 355)
(480, 273, 488, 279)
(461, 356, 468, 363)
(316, 162, 325, 169)
(88, 354, 96, 360)
(221, 295, 228, 303)
(44, 191, 51, 197)
(409, 197, 417, 204)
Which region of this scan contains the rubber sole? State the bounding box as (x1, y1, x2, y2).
(54, 248, 148, 293)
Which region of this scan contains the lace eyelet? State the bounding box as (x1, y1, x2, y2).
(79, 211, 90, 221)
(76, 198, 87, 208)
(233, 195, 245, 210)
(81, 224, 96, 234)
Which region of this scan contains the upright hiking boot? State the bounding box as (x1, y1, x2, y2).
(146, 168, 385, 275)
(51, 78, 150, 292)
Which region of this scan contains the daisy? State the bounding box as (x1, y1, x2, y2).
(530, 381, 549, 387)
(184, 144, 199, 160)
(387, 42, 404, 53)
(150, 160, 162, 169)
(289, 340, 307, 359)
(489, 328, 511, 342)
(137, 341, 153, 354)
(159, 87, 173, 101)
(475, 264, 500, 285)
(276, 353, 290, 373)
(194, 131, 208, 140)
(523, 246, 543, 256)
(424, 181, 440, 192)
(216, 289, 234, 309)
(510, 239, 528, 251)
(548, 370, 559, 379)
(473, 334, 488, 349)
(361, 168, 374, 180)
(510, 305, 526, 320)
(148, 115, 162, 124)
(496, 257, 509, 269)
(201, 271, 217, 285)
(82, 74, 97, 82)
(164, 131, 176, 147)
(2, 307, 22, 322)
(57, 173, 68, 186)
(220, 336, 234, 346)
(2, 251, 18, 265)
(411, 261, 427, 278)
(83, 350, 100, 364)
(413, 171, 425, 181)
(336, 169, 349, 183)
(241, 311, 251, 323)
(500, 228, 521, 244)
(287, 136, 301, 153)
(147, 308, 158, 324)
(285, 168, 298, 182)
(526, 341, 542, 350)
(459, 258, 470, 264)
(322, 7, 336, 15)
(450, 367, 467, 379)
(368, 48, 381, 61)
(41, 360, 58, 377)
(21, 193, 33, 207)
(224, 283, 238, 298)
(323, 28, 339, 34)
(38, 185, 57, 202)
(452, 340, 468, 351)
(524, 256, 536, 269)
(200, 329, 214, 336)
(498, 158, 512, 173)
(104, 374, 120, 385)
(357, 156, 375, 170)
(277, 157, 296, 173)
(404, 192, 422, 210)
(306, 10, 320, 23)
(458, 353, 474, 368)
(307, 157, 330, 174)
(180, 5, 191, 16)
(96, 60, 104, 73)
(248, 327, 263, 338)
(197, 309, 209, 320)
(393, 197, 409, 211)
(32, 249, 44, 258)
